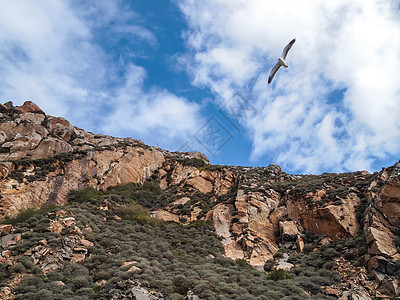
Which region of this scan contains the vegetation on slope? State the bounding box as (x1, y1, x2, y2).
(0, 182, 347, 300)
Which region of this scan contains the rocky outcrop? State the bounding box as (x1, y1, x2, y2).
(1, 101, 400, 297)
(376, 172, 400, 227)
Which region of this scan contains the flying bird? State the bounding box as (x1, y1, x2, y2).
(268, 38, 296, 84)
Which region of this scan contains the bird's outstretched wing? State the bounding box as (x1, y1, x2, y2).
(281, 38, 296, 60)
(268, 62, 282, 84)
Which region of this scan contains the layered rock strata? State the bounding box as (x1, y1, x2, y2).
(1, 101, 400, 296)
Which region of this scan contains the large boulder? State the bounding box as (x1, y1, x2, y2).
(15, 101, 45, 115)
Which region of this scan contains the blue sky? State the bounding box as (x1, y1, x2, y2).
(0, 0, 399, 174)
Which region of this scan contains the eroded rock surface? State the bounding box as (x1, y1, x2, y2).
(1, 101, 400, 297)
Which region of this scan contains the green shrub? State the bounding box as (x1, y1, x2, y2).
(6, 178, 348, 299)
(118, 202, 158, 225)
(299, 279, 321, 294)
(68, 187, 103, 203)
(263, 259, 275, 271)
(181, 158, 207, 168)
(1, 205, 57, 225)
(11, 262, 26, 274)
(322, 247, 340, 259)
(303, 244, 313, 253)
(17, 256, 34, 271)
(267, 269, 292, 281)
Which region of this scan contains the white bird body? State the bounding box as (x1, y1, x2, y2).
(277, 57, 288, 68)
(268, 38, 295, 84)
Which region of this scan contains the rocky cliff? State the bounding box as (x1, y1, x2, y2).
(1, 101, 400, 298)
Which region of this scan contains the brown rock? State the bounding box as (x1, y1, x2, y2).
(79, 239, 94, 247)
(0, 224, 12, 234)
(1, 250, 12, 258)
(99, 147, 166, 188)
(184, 151, 209, 163)
(367, 256, 380, 269)
(371, 270, 385, 283)
(0, 143, 166, 221)
(15, 101, 45, 114)
(297, 236, 305, 252)
(0, 234, 17, 248)
(325, 287, 341, 296)
(159, 177, 168, 190)
(121, 261, 137, 267)
(377, 176, 400, 226)
(53, 281, 65, 286)
(280, 220, 299, 241)
(386, 278, 400, 296)
(45, 116, 72, 132)
(42, 262, 60, 274)
(4, 101, 13, 109)
(3, 132, 42, 151)
(170, 164, 198, 185)
(320, 237, 332, 246)
(367, 227, 397, 257)
(55, 210, 68, 217)
(17, 112, 46, 125)
(170, 197, 191, 208)
(265, 163, 282, 175)
(95, 279, 107, 287)
(2, 240, 16, 248)
(235, 190, 249, 222)
(187, 176, 213, 194)
(212, 169, 235, 196)
(43, 115, 84, 142)
(286, 192, 360, 240)
(0, 130, 6, 144)
(13, 121, 47, 137)
(31, 137, 73, 160)
(70, 254, 85, 264)
(0, 103, 8, 113)
(73, 247, 88, 254)
(154, 210, 180, 223)
(127, 265, 141, 272)
(61, 217, 76, 227)
(211, 203, 245, 260)
(186, 290, 201, 300)
(249, 242, 277, 270)
(0, 162, 14, 180)
(247, 196, 276, 241)
(69, 226, 82, 236)
(47, 221, 64, 233)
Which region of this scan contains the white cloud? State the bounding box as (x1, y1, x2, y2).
(0, 0, 201, 150)
(102, 64, 203, 146)
(178, 0, 400, 173)
(0, 0, 118, 120)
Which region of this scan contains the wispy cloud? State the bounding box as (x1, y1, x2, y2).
(102, 64, 203, 146)
(177, 0, 400, 173)
(0, 0, 201, 149)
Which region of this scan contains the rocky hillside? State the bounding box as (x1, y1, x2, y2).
(1, 101, 400, 298)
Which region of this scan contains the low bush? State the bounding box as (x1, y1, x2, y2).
(3, 182, 347, 299)
(181, 158, 207, 168)
(267, 269, 293, 281)
(263, 259, 275, 271)
(68, 187, 104, 203)
(1, 205, 58, 225)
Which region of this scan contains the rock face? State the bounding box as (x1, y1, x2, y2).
(1, 101, 400, 297)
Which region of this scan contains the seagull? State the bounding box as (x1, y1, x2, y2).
(268, 38, 296, 84)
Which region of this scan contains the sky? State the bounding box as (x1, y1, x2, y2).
(0, 0, 399, 174)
